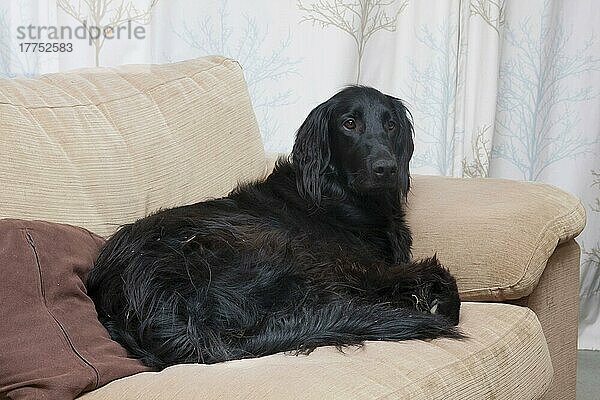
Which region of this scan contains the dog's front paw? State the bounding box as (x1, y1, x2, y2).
(432, 274, 460, 325)
(429, 290, 460, 326)
(415, 258, 461, 325)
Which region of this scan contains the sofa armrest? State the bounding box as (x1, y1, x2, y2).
(407, 175, 585, 301)
(510, 239, 580, 400)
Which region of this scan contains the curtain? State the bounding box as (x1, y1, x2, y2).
(1, 0, 599, 349)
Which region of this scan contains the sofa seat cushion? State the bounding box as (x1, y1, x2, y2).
(79, 302, 552, 400)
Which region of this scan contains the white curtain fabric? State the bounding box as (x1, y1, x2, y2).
(1, 0, 599, 349)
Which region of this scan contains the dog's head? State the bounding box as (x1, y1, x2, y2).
(292, 86, 414, 205)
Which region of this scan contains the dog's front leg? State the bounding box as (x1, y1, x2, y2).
(368, 257, 461, 325)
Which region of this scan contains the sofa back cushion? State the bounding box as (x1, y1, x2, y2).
(0, 56, 266, 238)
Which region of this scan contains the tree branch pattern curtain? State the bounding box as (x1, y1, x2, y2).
(1, 0, 599, 349)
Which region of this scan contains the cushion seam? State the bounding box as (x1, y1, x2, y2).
(23, 228, 101, 390)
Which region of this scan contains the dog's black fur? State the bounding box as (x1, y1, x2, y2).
(87, 86, 461, 369)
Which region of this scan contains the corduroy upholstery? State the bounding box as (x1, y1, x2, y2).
(0, 56, 265, 238)
(0, 56, 584, 400)
(407, 175, 585, 301)
(509, 240, 581, 400)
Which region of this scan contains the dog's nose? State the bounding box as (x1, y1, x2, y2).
(372, 159, 398, 178)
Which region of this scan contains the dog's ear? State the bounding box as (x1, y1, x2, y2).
(387, 96, 415, 199)
(291, 101, 332, 206)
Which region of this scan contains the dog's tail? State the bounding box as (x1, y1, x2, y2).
(236, 301, 462, 359)
(104, 299, 461, 369)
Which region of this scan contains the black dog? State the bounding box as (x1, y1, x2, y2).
(87, 86, 461, 369)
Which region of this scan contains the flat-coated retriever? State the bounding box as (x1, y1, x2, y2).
(87, 86, 461, 369)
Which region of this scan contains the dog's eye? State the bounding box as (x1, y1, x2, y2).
(343, 119, 356, 130)
(386, 121, 396, 131)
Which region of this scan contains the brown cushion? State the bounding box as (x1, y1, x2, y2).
(0, 219, 149, 400)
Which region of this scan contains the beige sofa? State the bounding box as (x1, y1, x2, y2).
(0, 56, 585, 399)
